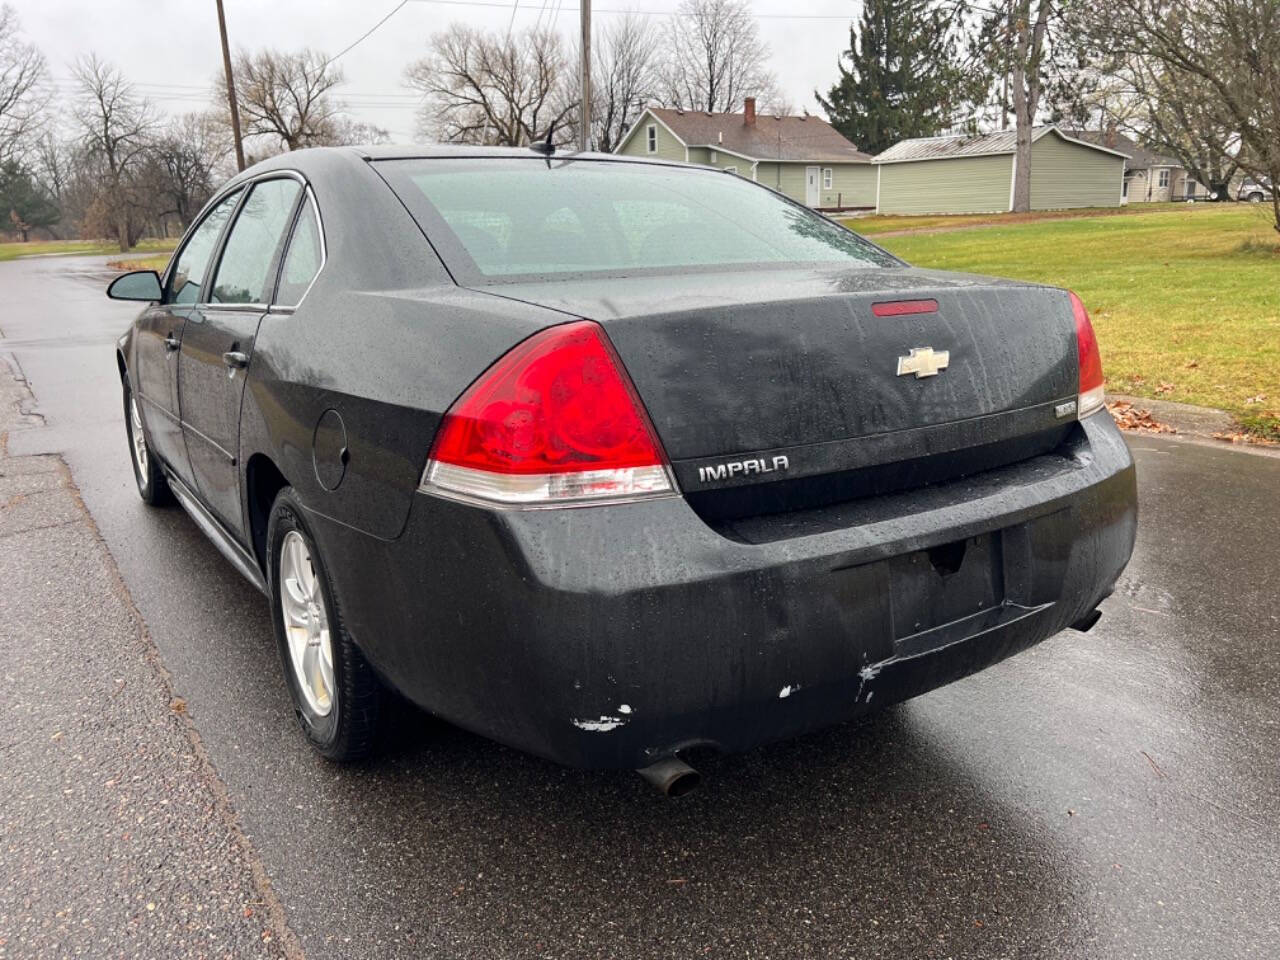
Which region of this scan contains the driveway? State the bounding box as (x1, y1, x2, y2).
(2, 254, 1278, 959)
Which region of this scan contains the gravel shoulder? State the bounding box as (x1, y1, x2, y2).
(0, 360, 301, 960)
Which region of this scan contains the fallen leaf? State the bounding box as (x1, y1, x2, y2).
(1155, 382, 1175, 394)
(169, 697, 187, 714)
(1106, 401, 1176, 434)
(1244, 394, 1267, 405)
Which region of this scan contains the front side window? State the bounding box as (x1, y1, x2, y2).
(211, 177, 302, 305)
(167, 190, 240, 305)
(823, 168, 833, 189)
(275, 195, 324, 305)
(378, 157, 896, 281)
(646, 125, 656, 153)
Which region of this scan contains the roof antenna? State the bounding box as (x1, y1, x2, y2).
(530, 120, 556, 157)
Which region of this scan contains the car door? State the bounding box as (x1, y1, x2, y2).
(134, 189, 241, 483)
(177, 175, 303, 536)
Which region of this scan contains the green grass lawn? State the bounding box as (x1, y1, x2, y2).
(0, 238, 176, 262)
(845, 205, 1280, 440)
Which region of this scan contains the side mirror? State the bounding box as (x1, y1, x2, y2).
(107, 270, 163, 302)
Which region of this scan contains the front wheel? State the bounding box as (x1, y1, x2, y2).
(1248, 192, 1265, 203)
(122, 378, 170, 505)
(267, 488, 383, 761)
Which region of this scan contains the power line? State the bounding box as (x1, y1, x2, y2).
(326, 0, 411, 66)
(408, 0, 869, 18)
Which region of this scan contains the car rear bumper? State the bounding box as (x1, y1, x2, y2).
(306, 414, 1136, 770)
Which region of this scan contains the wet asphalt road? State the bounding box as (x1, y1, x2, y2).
(2, 253, 1279, 959)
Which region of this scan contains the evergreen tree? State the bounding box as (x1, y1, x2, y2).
(0, 160, 60, 241)
(817, 0, 980, 156)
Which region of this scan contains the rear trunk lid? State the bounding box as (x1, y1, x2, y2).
(476, 265, 1083, 521)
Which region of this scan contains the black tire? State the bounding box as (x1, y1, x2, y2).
(1248, 192, 1265, 203)
(122, 376, 171, 506)
(267, 487, 382, 761)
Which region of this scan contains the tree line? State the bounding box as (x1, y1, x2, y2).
(1, 0, 1276, 245)
(819, 0, 1279, 226)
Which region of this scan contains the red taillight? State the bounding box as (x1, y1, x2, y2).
(1069, 291, 1105, 417)
(421, 321, 674, 505)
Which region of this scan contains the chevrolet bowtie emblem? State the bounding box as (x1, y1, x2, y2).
(896, 347, 950, 378)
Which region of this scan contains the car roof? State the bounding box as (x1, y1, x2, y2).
(349, 144, 671, 164)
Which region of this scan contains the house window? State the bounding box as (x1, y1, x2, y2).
(646, 125, 656, 154)
(724, 166, 737, 175)
(823, 168, 833, 190)
(1158, 169, 1170, 188)
(709, 150, 717, 164)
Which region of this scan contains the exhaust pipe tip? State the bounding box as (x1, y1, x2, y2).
(637, 757, 701, 797)
(1070, 608, 1103, 633)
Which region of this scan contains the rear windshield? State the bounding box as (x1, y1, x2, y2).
(377, 157, 894, 281)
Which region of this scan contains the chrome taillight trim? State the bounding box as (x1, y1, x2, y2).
(1078, 384, 1106, 418)
(418, 460, 678, 509)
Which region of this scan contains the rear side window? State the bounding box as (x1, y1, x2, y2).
(377, 158, 895, 281)
(211, 178, 302, 305)
(275, 195, 323, 305)
(167, 190, 240, 305)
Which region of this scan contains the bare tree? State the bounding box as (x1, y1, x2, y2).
(144, 112, 230, 230)
(227, 48, 347, 152)
(0, 4, 49, 165)
(1084, 0, 1280, 229)
(663, 0, 779, 113)
(327, 116, 392, 146)
(71, 54, 156, 250)
(1008, 0, 1052, 212)
(405, 24, 575, 145)
(1127, 61, 1240, 199)
(590, 14, 661, 152)
(30, 129, 69, 205)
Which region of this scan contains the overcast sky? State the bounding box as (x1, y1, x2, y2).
(17, 0, 859, 142)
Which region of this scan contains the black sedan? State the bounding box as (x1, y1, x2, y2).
(110, 146, 1136, 794)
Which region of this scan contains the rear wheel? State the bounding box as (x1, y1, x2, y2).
(1248, 191, 1265, 203)
(122, 378, 170, 505)
(267, 488, 382, 761)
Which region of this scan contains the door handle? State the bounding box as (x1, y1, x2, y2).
(163, 334, 180, 352)
(222, 351, 249, 369)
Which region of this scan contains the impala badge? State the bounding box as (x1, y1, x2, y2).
(896, 347, 950, 378)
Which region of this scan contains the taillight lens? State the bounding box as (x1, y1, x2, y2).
(420, 320, 675, 506)
(1070, 291, 1105, 418)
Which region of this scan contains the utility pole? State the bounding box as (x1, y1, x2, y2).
(579, 0, 591, 151)
(215, 0, 246, 171)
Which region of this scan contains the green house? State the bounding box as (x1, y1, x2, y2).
(614, 100, 876, 211)
(873, 126, 1128, 214)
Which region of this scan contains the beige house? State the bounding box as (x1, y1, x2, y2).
(1065, 130, 1211, 202)
(614, 100, 876, 210)
(873, 126, 1129, 214)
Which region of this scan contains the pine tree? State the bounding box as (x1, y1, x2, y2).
(816, 0, 980, 156)
(0, 161, 60, 242)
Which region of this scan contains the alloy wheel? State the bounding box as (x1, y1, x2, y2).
(279, 530, 335, 716)
(129, 395, 148, 478)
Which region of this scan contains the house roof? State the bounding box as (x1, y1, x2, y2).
(1061, 130, 1182, 170)
(873, 126, 1130, 164)
(638, 107, 872, 164)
